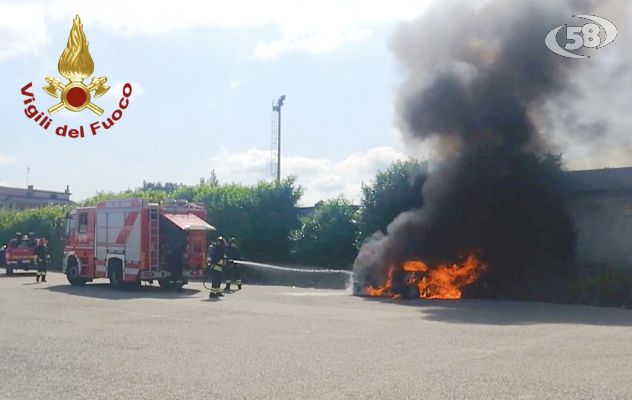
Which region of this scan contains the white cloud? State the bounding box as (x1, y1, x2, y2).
(0, 3, 48, 61)
(0, 0, 433, 62)
(0, 153, 17, 165)
(207, 146, 408, 205)
(229, 80, 243, 91)
(254, 28, 373, 59)
(104, 82, 144, 99)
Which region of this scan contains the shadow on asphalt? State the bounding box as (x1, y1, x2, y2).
(201, 297, 223, 302)
(2, 272, 37, 278)
(43, 283, 201, 300)
(360, 297, 632, 327)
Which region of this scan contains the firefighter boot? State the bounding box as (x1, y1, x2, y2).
(36, 273, 40, 283)
(41, 274, 47, 283)
(238, 284, 242, 290)
(224, 283, 231, 291)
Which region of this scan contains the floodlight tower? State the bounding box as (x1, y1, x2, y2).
(271, 95, 286, 182)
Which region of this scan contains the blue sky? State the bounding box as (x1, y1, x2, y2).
(1, 0, 631, 206)
(0, 0, 437, 205)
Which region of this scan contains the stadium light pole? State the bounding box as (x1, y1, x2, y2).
(272, 95, 286, 182)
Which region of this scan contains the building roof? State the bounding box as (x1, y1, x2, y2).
(567, 166, 632, 192)
(0, 194, 76, 205)
(0, 184, 71, 195)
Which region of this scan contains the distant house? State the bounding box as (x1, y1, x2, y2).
(566, 167, 632, 266)
(297, 200, 325, 217)
(0, 184, 76, 211)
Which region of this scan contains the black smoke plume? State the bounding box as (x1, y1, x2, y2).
(353, 0, 625, 299)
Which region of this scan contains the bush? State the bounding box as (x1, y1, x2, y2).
(194, 177, 304, 263)
(292, 196, 359, 269)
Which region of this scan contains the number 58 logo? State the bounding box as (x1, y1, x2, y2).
(545, 15, 617, 59)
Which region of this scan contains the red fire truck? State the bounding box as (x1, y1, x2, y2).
(62, 198, 216, 289)
(3, 232, 40, 276)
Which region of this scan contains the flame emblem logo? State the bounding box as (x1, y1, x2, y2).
(42, 15, 110, 116)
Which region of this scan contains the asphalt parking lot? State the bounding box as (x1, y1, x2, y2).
(1, 271, 632, 400)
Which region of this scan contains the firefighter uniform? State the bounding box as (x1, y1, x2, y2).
(168, 243, 187, 288)
(207, 237, 228, 298)
(34, 238, 50, 283)
(224, 238, 244, 291)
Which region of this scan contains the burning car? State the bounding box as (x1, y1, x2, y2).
(353, 250, 486, 300)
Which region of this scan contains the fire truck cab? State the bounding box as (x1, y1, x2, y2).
(62, 198, 216, 289)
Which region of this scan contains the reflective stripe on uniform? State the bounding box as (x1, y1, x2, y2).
(212, 265, 223, 272)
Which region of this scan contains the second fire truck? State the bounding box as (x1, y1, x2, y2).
(3, 232, 40, 276)
(62, 198, 216, 289)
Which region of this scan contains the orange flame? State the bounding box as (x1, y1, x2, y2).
(366, 267, 393, 296)
(365, 255, 486, 300)
(58, 15, 94, 82)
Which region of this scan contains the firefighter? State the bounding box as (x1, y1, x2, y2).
(34, 238, 50, 283)
(18, 234, 29, 248)
(166, 242, 186, 290)
(207, 236, 227, 298)
(224, 237, 244, 291)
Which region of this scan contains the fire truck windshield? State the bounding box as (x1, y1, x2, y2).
(65, 215, 75, 236)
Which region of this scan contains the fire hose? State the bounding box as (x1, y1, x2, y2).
(202, 259, 353, 290)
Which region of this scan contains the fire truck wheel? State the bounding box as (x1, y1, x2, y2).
(5, 266, 13, 276)
(158, 279, 174, 290)
(109, 267, 124, 290)
(66, 263, 86, 286)
(124, 278, 141, 291)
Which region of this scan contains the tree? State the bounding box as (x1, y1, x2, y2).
(292, 196, 359, 269)
(199, 170, 219, 187)
(141, 181, 183, 194)
(208, 170, 219, 187)
(357, 158, 430, 243)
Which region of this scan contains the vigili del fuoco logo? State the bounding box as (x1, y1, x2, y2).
(20, 15, 133, 138)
